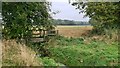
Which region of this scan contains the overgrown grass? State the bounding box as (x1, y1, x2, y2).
(2, 40, 65, 66)
(2, 36, 118, 66)
(47, 36, 118, 66)
(2, 40, 43, 66)
(38, 57, 65, 66)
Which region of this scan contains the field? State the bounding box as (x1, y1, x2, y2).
(56, 25, 93, 38)
(2, 2, 119, 67)
(2, 26, 118, 66)
(45, 25, 118, 66)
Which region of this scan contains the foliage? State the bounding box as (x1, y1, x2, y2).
(53, 19, 90, 25)
(47, 36, 118, 66)
(2, 2, 53, 40)
(38, 57, 65, 66)
(55, 36, 84, 46)
(71, 2, 119, 34)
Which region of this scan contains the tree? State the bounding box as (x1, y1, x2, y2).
(2, 2, 53, 40)
(71, 2, 119, 33)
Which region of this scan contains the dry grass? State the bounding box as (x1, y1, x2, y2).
(56, 25, 93, 38)
(2, 40, 42, 66)
(0, 40, 2, 67)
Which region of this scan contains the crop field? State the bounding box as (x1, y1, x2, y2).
(56, 25, 93, 38)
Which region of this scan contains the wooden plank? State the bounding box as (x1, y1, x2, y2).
(31, 38, 44, 42)
(32, 35, 41, 37)
(30, 29, 59, 43)
(47, 34, 56, 36)
(32, 30, 47, 36)
(47, 30, 58, 36)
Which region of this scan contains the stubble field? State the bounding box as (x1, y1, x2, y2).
(56, 25, 93, 38)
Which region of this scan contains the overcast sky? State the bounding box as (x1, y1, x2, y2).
(50, 2, 90, 22)
(0, 13, 1, 19)
(0, 2, 90, 22)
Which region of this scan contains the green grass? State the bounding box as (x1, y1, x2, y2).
(3, 37, 118, 66)
(38, 57, 65, 66)
(47, 36, 118, 66)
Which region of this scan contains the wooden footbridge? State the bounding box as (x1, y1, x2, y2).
(30, 27, 58, 43)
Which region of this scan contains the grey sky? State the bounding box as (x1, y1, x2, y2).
(0, 13, 1, 19)
(50, 2, 90, 22)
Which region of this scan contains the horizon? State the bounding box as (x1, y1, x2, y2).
(53, 18, 89, 22)
(51, 2, 90, 22)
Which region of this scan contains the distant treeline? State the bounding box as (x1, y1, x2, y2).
(53, 19, 90, 25)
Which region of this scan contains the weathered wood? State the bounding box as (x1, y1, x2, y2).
(31, 38, 45, 43)
(30, 29, 59, 43)
(32, 35, 42, 38)
(47, 30, 58, 36)
(47, 34, 56, 36)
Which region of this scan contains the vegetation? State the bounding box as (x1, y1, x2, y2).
(71, 2, 119, 38)
(56, 25, 92, 38)
(71, 2, 119, 29)
(2, 40, 64, 66)
(2, 2, 54, 40)
(53, 19, 90, 25)
(2, 40, 42, 66)
(38, 57, 65, 66)
(1, 1, 119, 67)
(47, 36, 118, 66)
(2, 2, 59, 66)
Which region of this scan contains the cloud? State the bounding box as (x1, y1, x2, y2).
(51, 2, 90, 21)
(48, 0, 69, 2)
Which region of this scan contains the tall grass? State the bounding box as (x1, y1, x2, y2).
(2, 40, 42, 66)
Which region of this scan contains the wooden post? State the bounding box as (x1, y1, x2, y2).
(39, 29, 42, 37)
(56, 30, 58, 35)
(43, 30, 45, 37)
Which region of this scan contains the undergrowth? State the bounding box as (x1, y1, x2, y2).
(2, 36, 118, 66)
(46, 36, 118, 66)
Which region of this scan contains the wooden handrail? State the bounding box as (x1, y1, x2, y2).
(30, 29, 59, 43)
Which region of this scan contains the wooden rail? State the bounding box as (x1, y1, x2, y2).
(30, 29, 58, 43)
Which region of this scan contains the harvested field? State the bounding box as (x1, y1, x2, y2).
(56, 25, 93, 38)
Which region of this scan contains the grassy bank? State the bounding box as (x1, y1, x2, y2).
(2, 36, 118, 66)
(2, 40, 64, 66)
(2, 40, 42, 66)
(47, 36, 118, 66)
